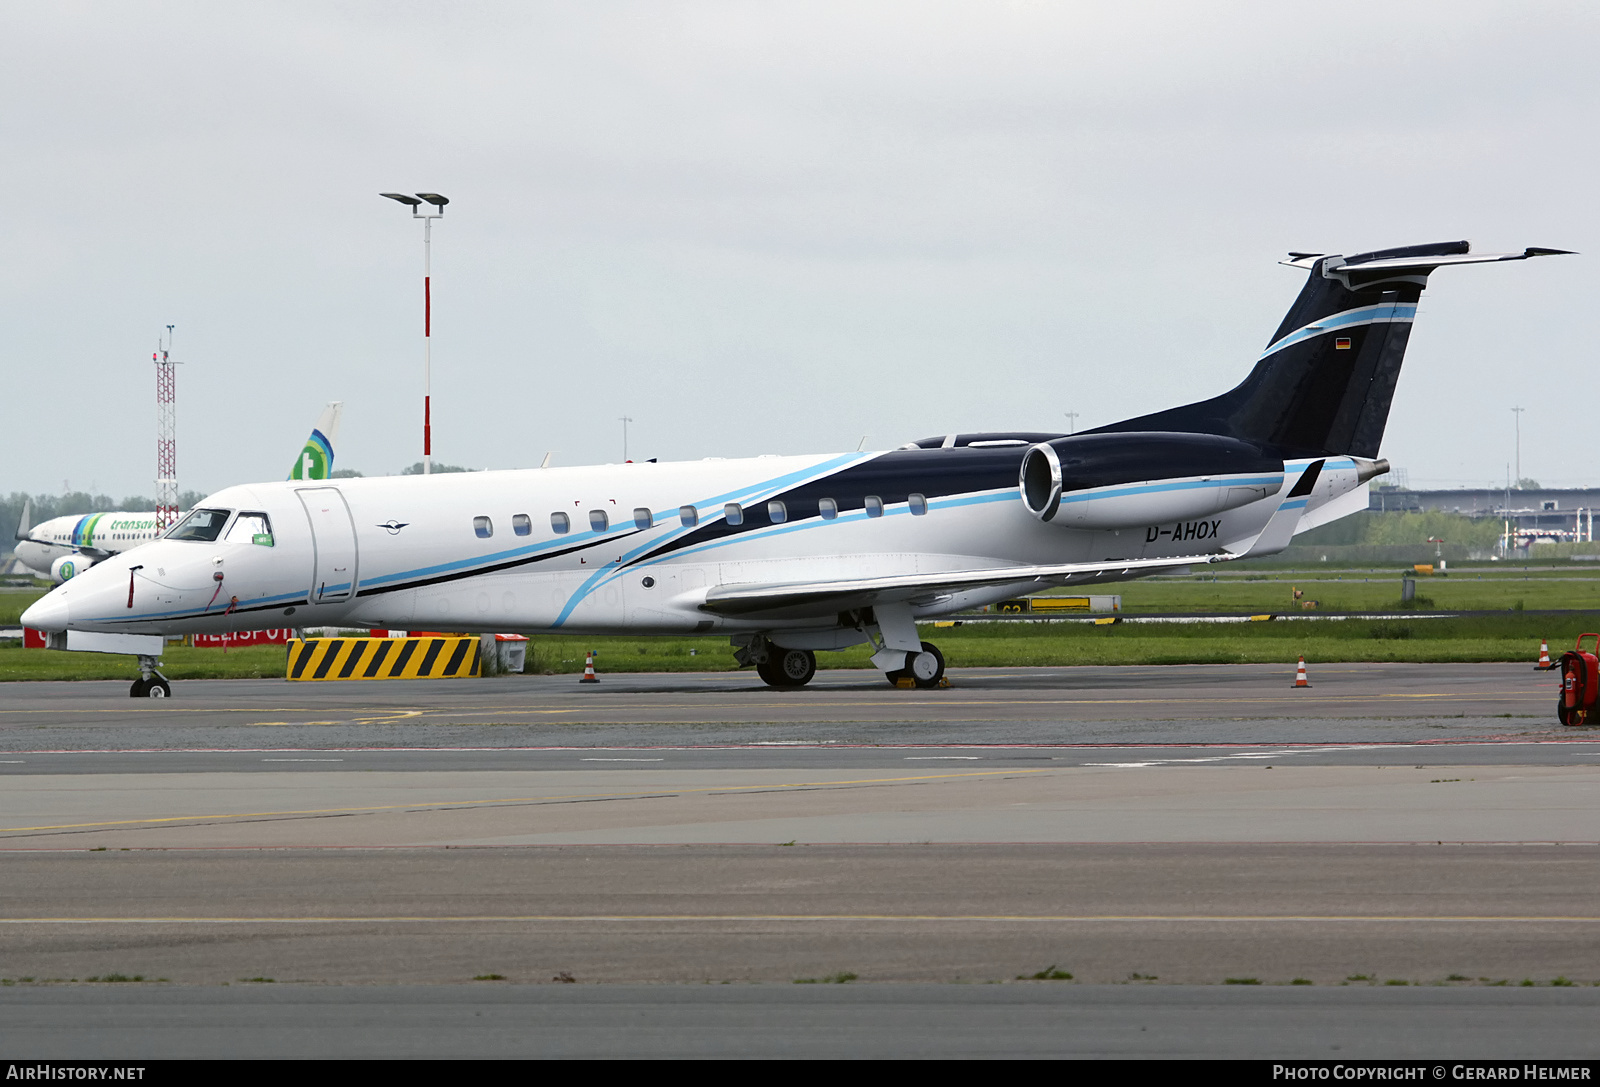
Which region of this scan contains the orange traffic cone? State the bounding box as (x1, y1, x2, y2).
(1292, 657, 1311, 688)
(1535, 639, 1554, 671)
(579, 650, 599, 684)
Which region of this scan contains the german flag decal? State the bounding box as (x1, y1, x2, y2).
(1334, 336, 1352, 350)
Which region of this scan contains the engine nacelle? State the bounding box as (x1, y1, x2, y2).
(1020, 432, 1284, 529)
(50, 553, 99, 584)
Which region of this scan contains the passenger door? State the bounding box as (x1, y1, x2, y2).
(296, 488, 359, 604)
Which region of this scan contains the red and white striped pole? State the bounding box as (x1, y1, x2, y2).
(422, 212, 431, 476)
(381, 193, 449, 476)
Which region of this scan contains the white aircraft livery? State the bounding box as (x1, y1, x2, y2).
(23, 243, 1568, 693)
(14, 403, 342, 583)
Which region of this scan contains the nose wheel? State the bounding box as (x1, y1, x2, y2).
(885, 641, 945, 689)
(129, 654, 173, 698)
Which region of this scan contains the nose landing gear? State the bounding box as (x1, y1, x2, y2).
(130, 654, 173, 698)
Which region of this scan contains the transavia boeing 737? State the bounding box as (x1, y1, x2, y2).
(14, 403, 342, 583)
(22, 243, 1570, 693)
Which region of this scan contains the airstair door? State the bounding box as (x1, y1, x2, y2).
(296, 487, 359, 604)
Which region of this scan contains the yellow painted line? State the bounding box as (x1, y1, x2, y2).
(0, 914, 1597, 925)
(0, 767, 1058, 835)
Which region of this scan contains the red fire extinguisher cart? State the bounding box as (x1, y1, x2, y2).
(1557, 634, 1600, 726)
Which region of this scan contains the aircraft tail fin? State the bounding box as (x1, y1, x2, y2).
(1092, 242, 1571, 457)
(288, 402, 343, 480)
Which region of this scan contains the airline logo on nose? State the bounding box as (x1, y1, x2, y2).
(377, 520, 409, 535)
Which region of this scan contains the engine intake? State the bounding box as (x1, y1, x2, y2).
(1019, 432, 1284, 529)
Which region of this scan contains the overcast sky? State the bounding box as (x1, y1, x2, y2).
(4, 1, 1597, 499)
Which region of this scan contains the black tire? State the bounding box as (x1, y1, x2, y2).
(758, 648, 815, 688)
(148, 679, 172, 698)
(910, 641, 945, 689)
(129, 679, 149, 698)
(884, 642, 945, 688)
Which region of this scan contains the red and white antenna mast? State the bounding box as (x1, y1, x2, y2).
(153, 325, 181, 529)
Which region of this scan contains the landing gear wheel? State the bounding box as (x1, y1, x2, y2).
(909, 641, 944, 689)
(884, 642, 945, 689)
(757, 648, 816, 688)
(130, 678, 171, 698)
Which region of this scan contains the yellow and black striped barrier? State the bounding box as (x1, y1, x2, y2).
(286, 636, 481, 682)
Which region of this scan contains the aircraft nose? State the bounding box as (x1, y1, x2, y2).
(21, 592, 70, 632)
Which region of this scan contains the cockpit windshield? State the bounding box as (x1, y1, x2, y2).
(166, 508, 233, 542)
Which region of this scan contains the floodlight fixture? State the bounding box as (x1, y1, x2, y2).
(381, 192, 423, 207)
(416, 193, 450, 209)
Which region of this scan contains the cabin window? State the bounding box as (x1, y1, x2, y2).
(226, 512, 274, 546)
(819, 497, 838, 520)
(908, 493, 928, 516)
(474, 516, 493, 539)
(634, 507, 653, 530)
(724, 502, 744, 526)
(589, 509, 609, 533)
(768, 500, 787, 524)
(679, 505, 698, 528)
(167, 508, 232, 542)
(513, 514, 532, 536)
(551, 512, 570, 535)
(864, 495, 883, 518)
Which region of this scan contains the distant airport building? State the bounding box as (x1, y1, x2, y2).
(1369, 486, 1600, 554)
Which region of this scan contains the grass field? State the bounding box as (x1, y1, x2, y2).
(2, 613, 1591, 681)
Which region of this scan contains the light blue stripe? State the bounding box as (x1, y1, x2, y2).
(549, 452, 878, 627)
(1260, 303, 1416, 361)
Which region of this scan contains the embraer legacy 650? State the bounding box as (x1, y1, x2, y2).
(23, 242, 1568, 690)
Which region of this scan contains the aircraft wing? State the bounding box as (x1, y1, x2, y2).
(699, 552, 1233, 619)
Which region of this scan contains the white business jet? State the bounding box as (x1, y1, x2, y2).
(23, 243, 1568, 696)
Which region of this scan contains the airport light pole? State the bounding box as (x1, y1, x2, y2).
(381, 192, 449, 475)
(1510, 406, 1525, 487)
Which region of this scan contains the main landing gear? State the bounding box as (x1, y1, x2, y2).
(129, 654, 173, 698)
(757, 647, 817, 688)
(736, 635, 817, 688)
(884, 641, 945, 689)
